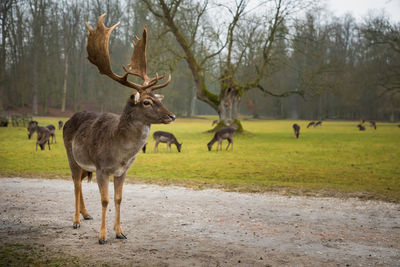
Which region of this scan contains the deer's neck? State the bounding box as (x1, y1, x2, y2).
(116, 108, 150, 151)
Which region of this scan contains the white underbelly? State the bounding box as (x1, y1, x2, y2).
(76, 161, 96, 172)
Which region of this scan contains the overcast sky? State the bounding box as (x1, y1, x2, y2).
(326, 0, 400, 22)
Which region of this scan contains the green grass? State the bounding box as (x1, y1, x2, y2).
(0, 117, 399, 202)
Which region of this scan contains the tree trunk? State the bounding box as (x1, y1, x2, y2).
(61, 53, 69, 112)
(190, 86, 196, 117)
(215, 87, 243, 132)
(32, 51, 38, 115)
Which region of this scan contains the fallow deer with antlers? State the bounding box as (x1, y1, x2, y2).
(63, 14, 174, 244)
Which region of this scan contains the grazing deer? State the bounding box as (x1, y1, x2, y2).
(314, 121, 322, 127)
(369, 120, 376, 129)
(307, 121, 315, 128)
(357, 124, 365, 131)
(28, 124, 56, 143)
(27, 120, 38, 135)
(59, 120, 63, 130)
(35, 126, 51, 151)
(207, 127, 235, 151)
(47, 124, 56, 143)
(153, 131, 182, 152)
(292, 123, 300, 139)
(63, 14, 174, 244)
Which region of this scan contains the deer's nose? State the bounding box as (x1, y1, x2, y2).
(169, 115, 176, 121)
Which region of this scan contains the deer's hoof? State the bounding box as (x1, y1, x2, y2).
(73, 223, 80, 229)
(116, 233, 127, 239)
(98, 238, 107, 245)
(83, 215, 93, 220)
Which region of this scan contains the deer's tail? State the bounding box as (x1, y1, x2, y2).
(87, 172, 93, 183)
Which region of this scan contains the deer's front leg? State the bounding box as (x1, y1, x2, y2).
(96, 171, 109, 244)
(154, 141, 160, 152)
(114, 172, 126, 240)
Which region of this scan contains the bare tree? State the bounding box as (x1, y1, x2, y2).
(143, 0, 313, 131)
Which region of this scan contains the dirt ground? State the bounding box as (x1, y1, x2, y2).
(0, 177, 399, 266)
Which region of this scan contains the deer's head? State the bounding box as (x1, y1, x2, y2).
(85, 14, 174, 125)
(176, 142, 182, 152)
(27, 122, 37, 139)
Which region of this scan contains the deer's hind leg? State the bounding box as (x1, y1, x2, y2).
(114, 172, 126, 239)
(71, 168, 83, 229)
(79, 171, 93, 220)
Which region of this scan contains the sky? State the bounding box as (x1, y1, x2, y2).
(326, 0, 400, 22)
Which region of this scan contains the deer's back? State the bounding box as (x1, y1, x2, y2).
(63, 111, 101, 144)
(153, 131, 176, 142)
(215, 128, 235, 139)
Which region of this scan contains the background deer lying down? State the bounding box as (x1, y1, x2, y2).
(35, 126, 51, 151)
(357, 124, 366, 131)
(63, 15, 174, 244)
(207, 127, 235, 151)
(292, 123, 300, 138)
(153, 131, 182, 152)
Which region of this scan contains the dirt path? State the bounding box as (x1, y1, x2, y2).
(0, 177, 399, 266)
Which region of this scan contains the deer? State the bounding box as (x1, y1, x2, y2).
(27, 120, 38, 133)
(369, 120, 377, 129)
(35, 126, 51, 151)
(207, 127, 235, 151)
(153, 131, 182, 152)
(28, 123, 56, 143)
(58, 120, 63, 130)
(307, 121, 315, 128)
(63, 14, 174, 245)
(292, 123, 300, 139)
(314, 121, 322, 127)
(357, 124, 366, 131)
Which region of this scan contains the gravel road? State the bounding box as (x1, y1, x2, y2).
(0, 177, 399, 266)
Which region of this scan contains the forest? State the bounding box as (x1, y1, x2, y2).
(1, 0, 399, 125)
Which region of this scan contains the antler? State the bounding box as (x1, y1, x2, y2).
(85, 14, 171, 92)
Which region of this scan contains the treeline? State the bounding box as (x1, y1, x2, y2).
(0, 0, 399, 121)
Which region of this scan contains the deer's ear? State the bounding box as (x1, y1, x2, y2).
(130, 92, 141, 104)
(154, 94, 164, 101)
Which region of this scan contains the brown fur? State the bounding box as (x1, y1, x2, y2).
(153, 131, 182, 152)
(293, 123, 300, 139)
(207, 127, 235, 151)
(35, 126, 51, 151)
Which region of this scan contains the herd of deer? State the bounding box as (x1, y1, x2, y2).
(357, 119, 377, 131)
(27, 120, 63, 150)
(21, 15, 388, 244)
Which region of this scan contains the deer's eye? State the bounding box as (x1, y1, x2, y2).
(143, 100, 151, 106)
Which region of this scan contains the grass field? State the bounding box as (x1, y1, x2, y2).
(0, 116, 399, 202)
